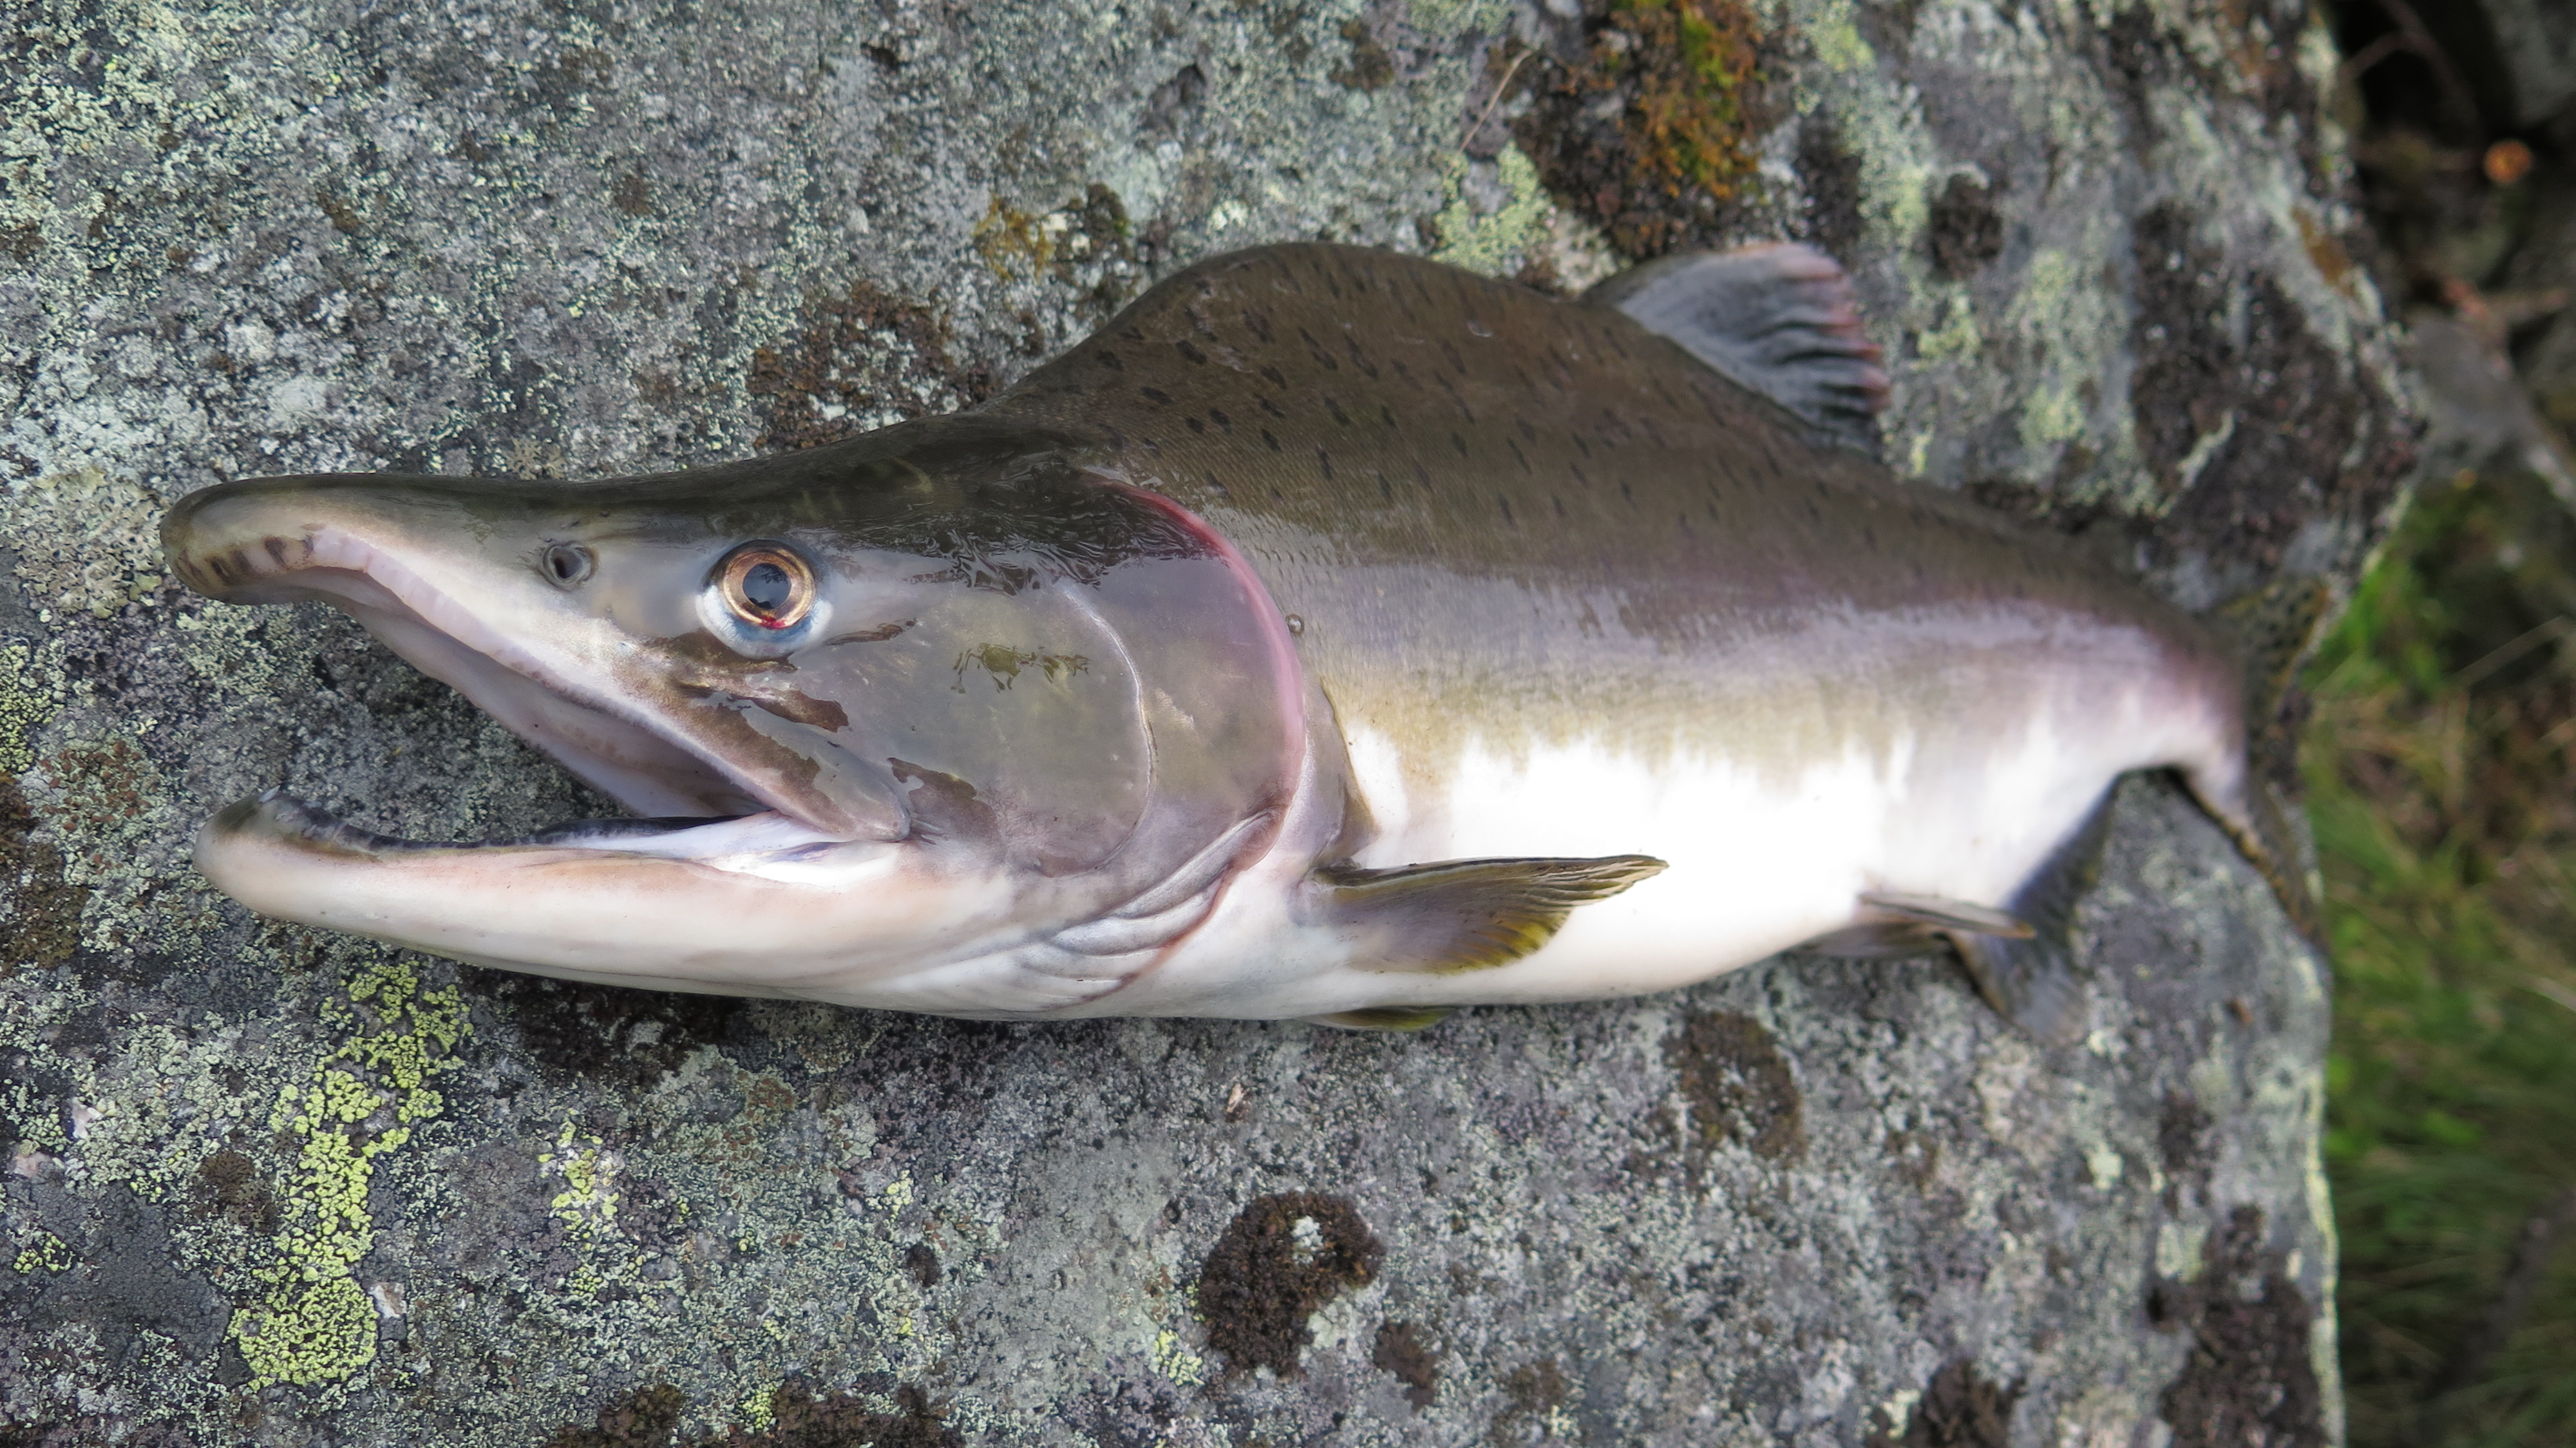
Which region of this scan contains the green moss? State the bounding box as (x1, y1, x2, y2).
(231, 958, 468, 1389)
(2305, 472, 2576, 1438)
(1607, 0, 1764, 202)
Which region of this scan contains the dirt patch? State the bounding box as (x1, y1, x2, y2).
(1665, 1009, 1806, 1165)
(1513, 0, 1771, 258)
(1867, 1358, 2023, 1448)
(746, 281, 996, 453)
(1197, 1192, 1383, 1379)
(194, 1148, 281, 1235)
(706, 1382, 959, 1448)
(1332, 19, 1395, 91)
(0, 778, 86, 975)
(1491, 1357, 1569, 1444)
(1370, 1319, 1437, 1410)
(541, 1384, 688, 1448)
(903, 1242, 940, 1290)
(2148, 1206, 2327, 1448)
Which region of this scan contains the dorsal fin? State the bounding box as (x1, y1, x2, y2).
(1585, 243, 1889, 451)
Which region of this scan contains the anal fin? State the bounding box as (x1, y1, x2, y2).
(1857, 892, 2034, 939)
(1314, 853, 1667, 975)
(1947, 792, 2116, 1045)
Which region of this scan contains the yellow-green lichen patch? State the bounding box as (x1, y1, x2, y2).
(230, 958, 467, 1389)
(12, 1228, 75, 1273)
(1151, 1326, 1208, 1387)
(1428, 144, 1554, 279)
(547, 1115, 622, 1241)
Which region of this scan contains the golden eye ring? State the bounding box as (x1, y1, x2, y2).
(716, 544, 816, 631)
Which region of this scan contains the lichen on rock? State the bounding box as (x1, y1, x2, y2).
(225, 958, 468, 1389)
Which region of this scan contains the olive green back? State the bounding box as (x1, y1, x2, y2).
(987, 244, 2232, 772)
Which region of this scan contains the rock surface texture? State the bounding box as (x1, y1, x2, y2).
(0, 1, 2411, 1443)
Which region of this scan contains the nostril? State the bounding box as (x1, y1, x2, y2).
(542, 543, 595, 587)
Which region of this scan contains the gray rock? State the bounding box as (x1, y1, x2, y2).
(0, 0, 2410, 1443)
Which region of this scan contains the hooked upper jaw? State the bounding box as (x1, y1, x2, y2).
(162, 474, 946, 981)
(163, 473, 846, 834)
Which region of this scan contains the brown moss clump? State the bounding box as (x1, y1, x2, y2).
(1513, 0, 1767, 258)
(1196, 1192, 1382, 1380)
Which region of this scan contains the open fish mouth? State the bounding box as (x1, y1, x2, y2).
(165, 488, 871, 867)
(214, 792, 851, 866)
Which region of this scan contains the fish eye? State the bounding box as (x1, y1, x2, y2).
(715, 543, 816, 631)
(540, 543, 594, 587)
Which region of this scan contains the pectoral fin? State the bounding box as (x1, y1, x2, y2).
(1312, 853, 1667, 975)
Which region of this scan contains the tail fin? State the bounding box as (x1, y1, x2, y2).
(2199, 575, 2337, 941)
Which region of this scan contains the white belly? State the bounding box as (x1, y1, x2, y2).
(1320, 716, 2151, 1005)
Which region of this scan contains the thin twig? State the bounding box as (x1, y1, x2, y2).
(2338, 0, 2484, 140)
(2519, 975, 2576, 1017)
(1465, 46, 1535, 151)
(2449, 616, 2571, 689)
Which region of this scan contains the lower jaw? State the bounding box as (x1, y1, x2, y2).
(193, 793, 1000, 998)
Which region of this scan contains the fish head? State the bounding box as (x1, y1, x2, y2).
(162, 420, 1307, 1007)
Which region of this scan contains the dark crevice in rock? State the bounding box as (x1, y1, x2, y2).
(1927, 175, 2004, 280)
(1798, 113, 1866, 265)
(2129, 202, 2416, 583)
(2157, 1091, 2216, 1214)
(475, 972, 748, 1087)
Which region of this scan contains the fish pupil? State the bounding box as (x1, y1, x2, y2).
(741, 561, 795, 618)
